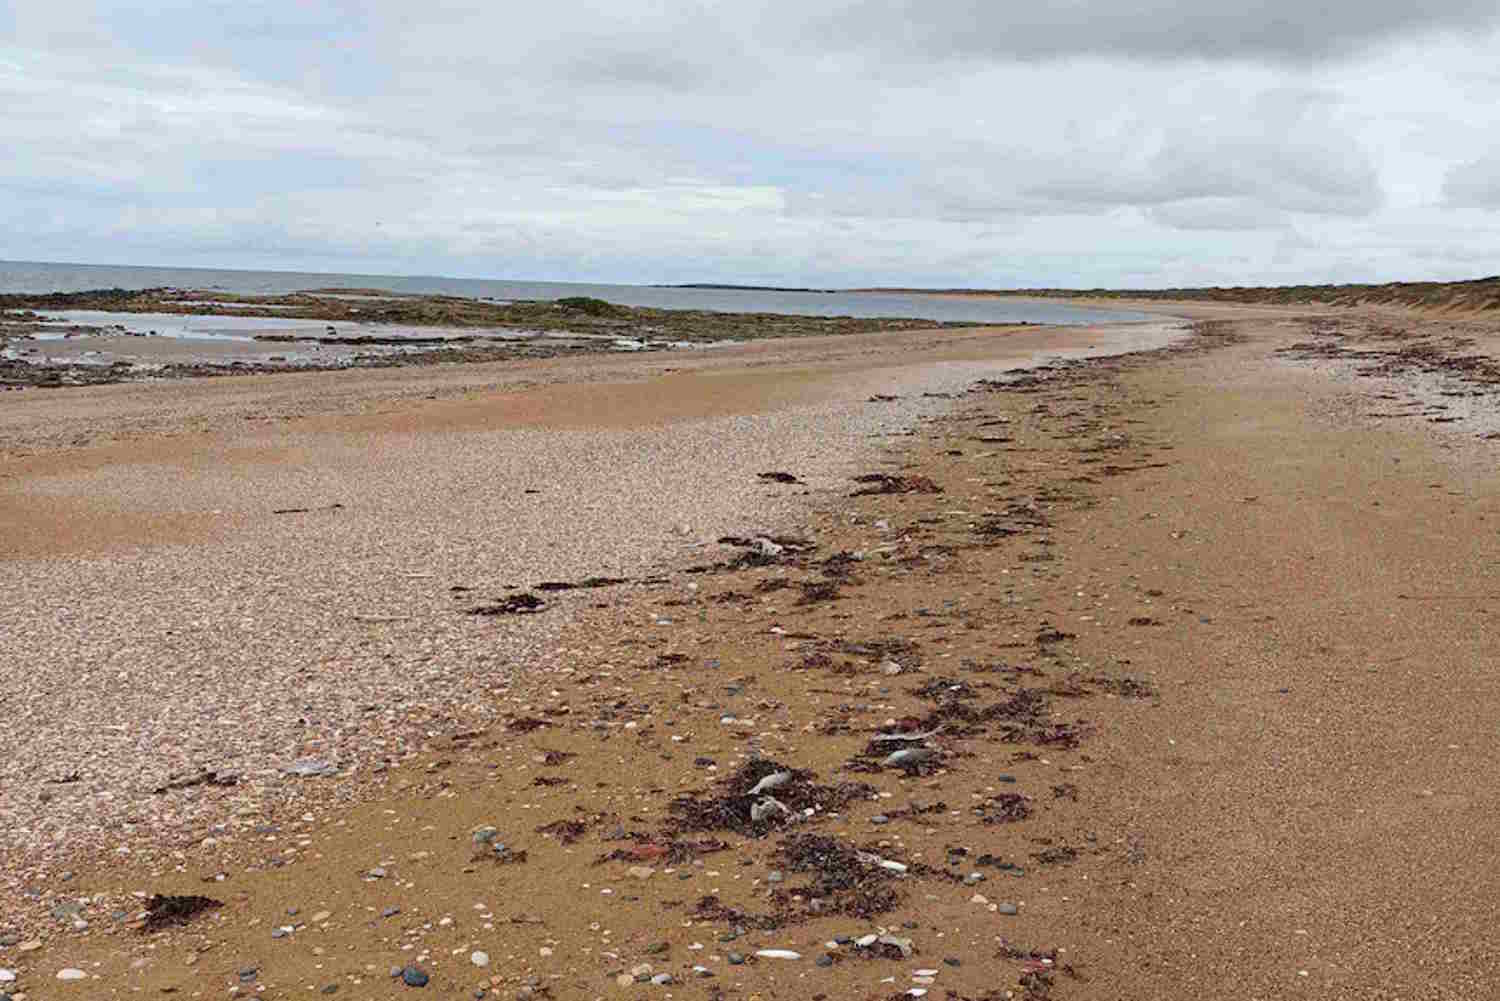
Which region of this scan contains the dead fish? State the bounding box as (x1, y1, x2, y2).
(750, 797, 793, 823)
(748, 770, 794, 796)
(882, 748, 938, 768)
(871, 726, 945, 743)
(856, 850, 909, 874)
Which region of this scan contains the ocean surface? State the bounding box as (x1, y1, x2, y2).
(0, 259, 1155, 326)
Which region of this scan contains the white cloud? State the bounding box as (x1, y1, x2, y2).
(1, 3, 1499, 286)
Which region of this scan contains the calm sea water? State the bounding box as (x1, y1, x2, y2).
(0, 259, 1154, 326)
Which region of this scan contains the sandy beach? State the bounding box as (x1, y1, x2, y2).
(4, 304, 1500, 999)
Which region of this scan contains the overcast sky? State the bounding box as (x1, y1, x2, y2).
(3, 1, 1500, 288)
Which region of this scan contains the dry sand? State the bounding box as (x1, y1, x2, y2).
(4, 307, 1500, 999)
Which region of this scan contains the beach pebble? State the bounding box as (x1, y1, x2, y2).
(997, 902, 1019, 915)
(57, 968, 87, 980)
(755, 949, 801, 960)
(471, 951, 490, 967)
(401, 966, 429, 987)
(627, 866, 655, 880)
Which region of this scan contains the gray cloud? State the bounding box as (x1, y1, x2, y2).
(1443, 154, 1500, 208)
(808, 0, 1500, 64)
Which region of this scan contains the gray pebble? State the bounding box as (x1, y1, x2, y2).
(998, 902, 1019, 915)
(271, 927, 288, 939)
(766, 871, 783, 883)
(402, 966, 429, 987)
(727, 952, 745, 965)
(870, 815, 890, 825)
(944, 957, 962, 967)
(815, 954, 834, 967)
(382, 906, 400, 918)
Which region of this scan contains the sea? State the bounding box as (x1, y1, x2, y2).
(0, 259, 1154, 326)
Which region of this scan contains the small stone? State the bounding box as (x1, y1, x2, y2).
(0, 970, 14, 983)
(57, 969, 87, 981)
(321, 987, 339, 996)
(390, 966, 404, 979)
(0, 933, 18, 946)
(815, 955, 834, 967)
(471, 951, 490, 968)
(727, 952, 745, 965)
(969, 893, 988, 905)
(644, 942, 668, 955)
(382, 907, 400, 918)
(368, 867, 387, 879)
(766, 871, 783, 883)
(650, 973, 673, 985)
(627, 866, 655, 880)
(310, 910, 332, 924)
(615, 973, 634, 987)
(401, 966, 429, 987)
(271, 927, 290, 939)
(997, 902, 1019, 915)
(943, 957, 962, 967)
(871, 815, 890, 825)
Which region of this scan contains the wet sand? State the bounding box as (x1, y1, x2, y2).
(4, 307, 1500, 999)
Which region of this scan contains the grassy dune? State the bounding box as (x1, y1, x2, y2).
(867, 275, 1500, 313)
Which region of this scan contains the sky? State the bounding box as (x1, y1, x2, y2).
(2, 1, 1500, 288)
